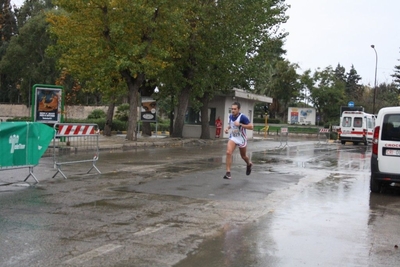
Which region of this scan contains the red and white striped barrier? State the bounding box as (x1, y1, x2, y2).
(52, 123, 100, 179)
(58, 124, 96, 135)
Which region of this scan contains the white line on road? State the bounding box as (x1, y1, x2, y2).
(63, 243, 122, 265)
(133, 224, 169, 237)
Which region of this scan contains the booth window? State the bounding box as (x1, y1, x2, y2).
(185, 107, 216, 125)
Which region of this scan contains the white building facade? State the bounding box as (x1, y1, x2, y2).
(182, 89, 272, 139)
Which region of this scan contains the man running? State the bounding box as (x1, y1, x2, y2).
(223, 102, 253, 179)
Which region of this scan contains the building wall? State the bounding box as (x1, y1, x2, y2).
(0, 104, 109, 121)
(181, 96, 257, 139)
(182, 124, 217, 138)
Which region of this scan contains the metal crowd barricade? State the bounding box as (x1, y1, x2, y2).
(317, 128, 330, 144)
(52, 123, 101, 179)
(275, 127, 289, 149)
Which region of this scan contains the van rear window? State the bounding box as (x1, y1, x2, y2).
(382, 114, 400, 141)
(342, 117, 351, 127)
(354, 117, 362, 127)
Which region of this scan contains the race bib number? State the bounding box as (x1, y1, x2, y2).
(232, 129, 240, 137)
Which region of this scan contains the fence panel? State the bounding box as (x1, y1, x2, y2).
(317, 128, 330, 144)
(275, 127, 289, 149)
(0, 122, 54, 183)
(52, 123, 101, 179)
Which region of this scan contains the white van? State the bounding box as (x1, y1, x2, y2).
(371, 107, 400, 192)
(339, 111, 375, 145)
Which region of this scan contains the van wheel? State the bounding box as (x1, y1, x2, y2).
(341, 141, 345, 145)
(353, 142, 359, 145)
(370, 175, 382, 193)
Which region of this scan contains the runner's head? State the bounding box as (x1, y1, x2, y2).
(231, 102, 241, 116)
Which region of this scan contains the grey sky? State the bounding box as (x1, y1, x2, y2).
(283, 0, 400, 86)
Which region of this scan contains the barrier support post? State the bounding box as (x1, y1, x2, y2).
(24, 166, 39, 183)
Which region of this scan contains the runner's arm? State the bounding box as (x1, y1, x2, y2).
(238, 116, 254, 130)
(239, 122, 253, 130)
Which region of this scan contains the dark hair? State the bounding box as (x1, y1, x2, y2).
(232, 101, 241, 109)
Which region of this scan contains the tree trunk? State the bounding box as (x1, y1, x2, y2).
(121, 71, 145, 141)
(172, 85, 191, 138)
(103, 102, 115, 136)
(200, 93, 211, 139)
(142, 122, 152, 136)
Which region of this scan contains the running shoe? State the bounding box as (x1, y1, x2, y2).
(223, 172, 232, 179)
(246, 163, 253, 175)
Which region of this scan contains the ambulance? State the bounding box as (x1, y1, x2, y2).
(339, 111, 375, 145)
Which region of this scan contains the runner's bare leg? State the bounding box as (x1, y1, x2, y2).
(239, 146, 251, 166)
(226, 140, 236, 172)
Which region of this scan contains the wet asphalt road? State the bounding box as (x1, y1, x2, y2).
(1, 137, 400, 266)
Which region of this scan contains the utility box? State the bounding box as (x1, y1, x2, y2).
(288, 107, 316, 125)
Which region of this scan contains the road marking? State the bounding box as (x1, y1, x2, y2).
(133, 224, 169, 237)
(63, 244, 122, 265)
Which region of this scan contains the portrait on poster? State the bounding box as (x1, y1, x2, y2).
(141, 98, 157, 122)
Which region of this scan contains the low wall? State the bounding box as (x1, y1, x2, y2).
(0, 104, 109, 121)
(183, 125, 217, 139)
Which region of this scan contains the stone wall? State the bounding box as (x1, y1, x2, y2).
(0, 104, 109, 121)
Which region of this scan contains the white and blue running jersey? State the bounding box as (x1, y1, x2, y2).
(228, 113, 250, 148)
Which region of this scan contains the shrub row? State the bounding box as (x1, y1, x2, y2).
(65, 118, 170, 132)
(6, 117, 170, 132)
(253, 117, 281, 124)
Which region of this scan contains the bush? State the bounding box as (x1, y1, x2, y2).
(7, 117, 32, 122)
(64, 118, 128, 131)
(87, 109, 106, 119)
(268, 118, 281, 124)
(115, 104, 129, 121)
(150, 121, 170, 132)
(254, 117, 280, 124)
(112, 120, 128, 131)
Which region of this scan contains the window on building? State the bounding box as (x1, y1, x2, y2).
(185, 107, 216, 125)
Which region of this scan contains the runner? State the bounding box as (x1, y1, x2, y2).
(223, 102, 253, 179)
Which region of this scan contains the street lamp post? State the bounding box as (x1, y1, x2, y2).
(154, 86, 159, 138)
(371, 45, 378, 114)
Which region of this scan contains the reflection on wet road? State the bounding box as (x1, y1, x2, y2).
(2, 139, 400, 266)
(175, 144, 400, 267)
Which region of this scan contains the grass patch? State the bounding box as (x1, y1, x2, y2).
(254, 125, 320, 134)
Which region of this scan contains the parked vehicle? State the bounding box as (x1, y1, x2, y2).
(338, 111, 375, 145)
(371, 107, 400, 193)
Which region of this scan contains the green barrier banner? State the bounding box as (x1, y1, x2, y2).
(0, 122, 54, 167)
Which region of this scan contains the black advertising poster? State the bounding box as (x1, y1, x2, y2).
(32, 85, 63, 124)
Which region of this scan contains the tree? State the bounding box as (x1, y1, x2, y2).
(0, 0, 17, 102)
(0, 1, 57, 105)
(48, 0, 186, 140)
(308, 66, 346, 124)
(345, 65, 363, 102)
(164, 0, 288, 138)
(268, 60, 300, 120)
(392, 49, 400, 89)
